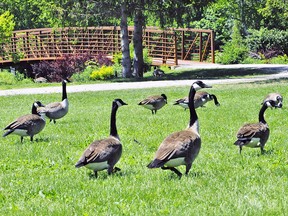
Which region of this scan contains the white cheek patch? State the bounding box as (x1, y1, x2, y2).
(193, 83, 201, 91)
(266, 101, 272, 107)
(116, 100, 122, 107)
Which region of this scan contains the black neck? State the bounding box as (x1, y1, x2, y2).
(31, 104, 39, 116)
(211, 94, 219, 105)
(110, 102, 119, 137)
(259, 103, 268, 124)
(188, 86, 197, 127)
(62, 81, 67, 101)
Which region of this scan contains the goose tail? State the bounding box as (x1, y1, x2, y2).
(3, 129, 13, 137)
(75, 158, 86, 168)
(147, 159, 166, 169)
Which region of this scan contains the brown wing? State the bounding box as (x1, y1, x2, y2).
(174, 96, 188, 104)
(138, 95, 163, 105)
(82, 137, 122, 164)
(194, 91, 208, 100)
(4, 114, 41, 130)
(154, 130, 200, 161)
(236, 122, 267, 139)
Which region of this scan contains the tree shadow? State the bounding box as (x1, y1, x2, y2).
(111, 66, 288, 83)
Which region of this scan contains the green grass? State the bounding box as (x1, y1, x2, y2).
(0, 80, 287, 215)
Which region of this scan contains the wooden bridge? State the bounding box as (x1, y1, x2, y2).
(0, 26, 215, 67)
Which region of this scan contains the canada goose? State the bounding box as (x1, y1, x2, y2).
(75, 99, 127, 178)
(173, 91, 220, 110)
(39, 79, 70, 123)
(234, 100, 280, 154)
(147, 81, 212, 178)
(153, 68, 165, 77)
(262, 93, 283, 108)
(3, 101, 46, 143)
(138, 94, 167, 114)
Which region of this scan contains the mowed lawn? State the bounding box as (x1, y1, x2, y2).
(0, 80, 287, 215)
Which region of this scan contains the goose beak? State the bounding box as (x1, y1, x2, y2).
(276, 103, 282, 108)
(205, 84, 212, 88)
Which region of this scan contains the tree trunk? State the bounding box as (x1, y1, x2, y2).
(132, 8, 144, 78)
(120, 2, 132, 78)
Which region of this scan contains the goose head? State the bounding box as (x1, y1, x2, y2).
(262, 93, 283, 108)
(264, 100, 278, 109)
(63, 78, 71, 84)
(192, 81, 212, 91)
(34, 101, 45, 108)
(274, 95, 283, 108)
(33, 101, 46, 118)
(161, 94, 168, 104)
(114, 98, 128, 108)
(32, 101, 45, 115)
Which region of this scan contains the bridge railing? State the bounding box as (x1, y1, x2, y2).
(0, 26, 214, 65)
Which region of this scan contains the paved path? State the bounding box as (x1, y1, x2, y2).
(1, 64, 288, 96)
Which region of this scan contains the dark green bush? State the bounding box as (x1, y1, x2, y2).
(246, 28, 288, 58)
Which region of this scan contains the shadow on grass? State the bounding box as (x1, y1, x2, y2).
(110, 66, 287, 83)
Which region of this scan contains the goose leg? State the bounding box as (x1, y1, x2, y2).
(107, 166, 114, 175)
(239, 146, 243, 154)
(93, 170, 98, 178)
(30, 136, 34, 142)
(185, 163, 192, 175)
(260, 147, 265, 154)
(20, 136, 24, 143)
(113, 167, 121, 173)
(161, 167, 182, 178)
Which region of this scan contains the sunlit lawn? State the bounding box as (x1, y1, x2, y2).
(0, 80, 287, 215)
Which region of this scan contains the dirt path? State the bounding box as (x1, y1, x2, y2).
(1, 64, 287, 96)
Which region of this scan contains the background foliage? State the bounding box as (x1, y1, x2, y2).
(0, 0, 287, 77)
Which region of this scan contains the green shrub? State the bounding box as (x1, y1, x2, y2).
(90, 65, 114, 80)
(0, 70, 16, 85)
(72, 65, 96, 82)
(246, 28, 288, 57)
(217, 41, 248, 64)
(112, 52, 122, 65)
(269, 55, 288, 64)
(217, 21, 249, 64)
(0, 70, 33, 85)
(241, 54, 288, 65)
(241, 57, 264, 64)
(159, 65, 171, 72)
